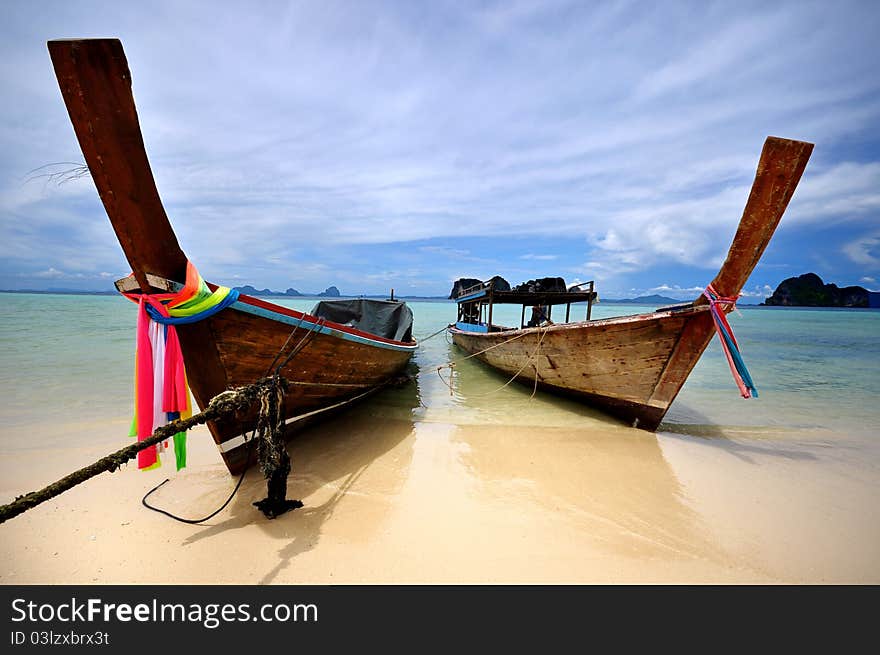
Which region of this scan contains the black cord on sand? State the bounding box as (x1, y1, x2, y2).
(141, 468, 247, 525)
(142, 333, 316, 524)
(141, 434, 254, 525)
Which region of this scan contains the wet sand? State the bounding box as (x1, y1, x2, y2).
(2, 398, 878, 584)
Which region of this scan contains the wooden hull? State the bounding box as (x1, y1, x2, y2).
(451, 135, 814, 430)
(451, 306, 714, 430)
(180, 294, 415, 474)
(47, 39, 417, 474)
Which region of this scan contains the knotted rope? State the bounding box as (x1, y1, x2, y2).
(436, 325, 550, 399)
(703, 284, 757, 398)
(252, 375, 304, 518)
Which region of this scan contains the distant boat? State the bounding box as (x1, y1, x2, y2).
(449, 136, 813, 430)
(48, 39, 417, 474)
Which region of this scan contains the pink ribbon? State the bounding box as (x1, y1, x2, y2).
(133, 295, 190, 469)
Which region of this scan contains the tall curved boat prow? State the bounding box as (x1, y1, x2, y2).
(449, 136, 813, 430)
(48, 39, 417, 475)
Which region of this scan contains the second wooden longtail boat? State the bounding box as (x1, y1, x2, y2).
(449, 136, 813, 430)
(48, 39, 417, 475)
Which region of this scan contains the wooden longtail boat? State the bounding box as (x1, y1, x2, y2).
(48, 38, 417, 475)
(450, 136, 813, 430)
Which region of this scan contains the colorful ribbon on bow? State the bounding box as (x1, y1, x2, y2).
(123, 262, 239, 470)
(703, 284, 757, 399)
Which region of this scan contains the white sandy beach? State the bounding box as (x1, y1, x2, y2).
(2, 399, 878, 584)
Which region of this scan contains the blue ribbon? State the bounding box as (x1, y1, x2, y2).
(144, 289, 240, 325)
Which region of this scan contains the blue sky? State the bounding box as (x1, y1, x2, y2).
(1, 0, 878, 300)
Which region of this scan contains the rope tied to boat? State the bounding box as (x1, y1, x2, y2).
(252, 375, 304, 518)
(0, 376, 285, 524)
(121, 261, 239, 471)
(436, 325, 550, 399)
(703, 284, 758, 398)
(418, 324, 451, 345)
(142, 315, 330, 523)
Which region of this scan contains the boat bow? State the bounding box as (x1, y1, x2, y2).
(49, 38, 418, 475)
(449, 136, 814, 430)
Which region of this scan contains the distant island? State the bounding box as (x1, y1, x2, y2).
(232, 285, 341, 297)
(763, 273, 879, 308)
(232, 285, 301, 297)
(602, 294, 680, 305)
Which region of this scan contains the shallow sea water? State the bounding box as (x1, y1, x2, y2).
(3, 294, 877, 438)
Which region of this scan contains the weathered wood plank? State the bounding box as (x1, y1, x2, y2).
(48, 39, 187, 292)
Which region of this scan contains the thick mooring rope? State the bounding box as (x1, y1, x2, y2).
(252, 375, 303, 518)
(0, 376, 285, 525)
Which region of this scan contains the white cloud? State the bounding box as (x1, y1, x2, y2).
(419, 246, 472, 258)
(842, 233, 880, 267)
(31, 267, 67, 279)
(786, 163, 880, 225)
(633, 10, 786, 102)
(22, 267, 118, 281)
(739, 284, 776, 298)
(649, 284, 706, 294)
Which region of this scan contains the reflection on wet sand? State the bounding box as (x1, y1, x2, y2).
(450, 422, 729, 566)
(406, 342, 734, 577)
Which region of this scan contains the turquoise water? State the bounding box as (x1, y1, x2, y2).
(1, 293, 878, 449)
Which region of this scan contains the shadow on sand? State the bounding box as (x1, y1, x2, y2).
(164, 379, 420, 582)
(658, 405, 820, 464)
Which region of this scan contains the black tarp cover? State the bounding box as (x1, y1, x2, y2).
(310, 299, 414, 343)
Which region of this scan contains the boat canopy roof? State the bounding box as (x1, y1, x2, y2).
(454, 287, 597, 306)
(311, 298, 414, 342)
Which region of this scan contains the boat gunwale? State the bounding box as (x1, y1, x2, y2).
(233, 293, 419, 351)
(448, 303, 710, 339)
(119, 272, 419, 350)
